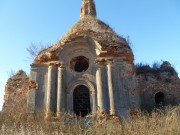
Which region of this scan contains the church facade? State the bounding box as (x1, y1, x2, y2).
(27, 0, 179, 119)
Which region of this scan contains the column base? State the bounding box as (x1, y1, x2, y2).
(110, 109, 117, 115)
(56, 112, 65, 118)
(44, 112, 53, 121)
(99, 108, 107, 114)
(27, 113, 35, 121)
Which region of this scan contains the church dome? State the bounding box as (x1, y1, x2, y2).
(49, 16, 128, 52)
(68, 16, 115, 34)
(34, 0, 132, 63)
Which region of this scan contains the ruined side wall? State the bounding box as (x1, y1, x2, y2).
(138, 75, 180, 111)
(27, 64, 49, 113)
(113, 58, 140, 117)
(137, 62, 180, 111)
(3, 70, 29, 110)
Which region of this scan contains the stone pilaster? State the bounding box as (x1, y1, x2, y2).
(45, 63, 55, 119)
(56, 63, 66, 117)
(106, 60, 116, 115)
(96, 59, 106, 113)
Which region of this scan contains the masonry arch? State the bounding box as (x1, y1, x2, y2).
(57, 36, 101, 63)
(67, 79, 96, 115)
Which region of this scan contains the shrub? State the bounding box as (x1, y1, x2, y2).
(0, 104, 179, 135)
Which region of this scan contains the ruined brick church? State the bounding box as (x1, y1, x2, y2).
(26, 0, 180, 119)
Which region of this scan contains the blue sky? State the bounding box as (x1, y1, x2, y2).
(0, 0, 180, 110)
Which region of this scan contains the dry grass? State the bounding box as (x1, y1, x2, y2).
(0, 104, 179, 135)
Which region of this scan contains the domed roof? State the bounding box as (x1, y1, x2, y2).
(34, 0, 132, 63)
(67, 16, 115, 35)
(49, 16, 128, 51)
(48, 0, 128, 51)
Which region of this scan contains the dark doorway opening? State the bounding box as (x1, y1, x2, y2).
(155, 92, 165, 108)
(73, 85, 91, 117)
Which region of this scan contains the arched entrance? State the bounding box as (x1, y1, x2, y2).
(155, 92, 165, 108)
(73, 85, 91, 117)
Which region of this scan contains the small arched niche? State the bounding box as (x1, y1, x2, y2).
(70, 56, 89, 72)
(155, 92, 165, 108)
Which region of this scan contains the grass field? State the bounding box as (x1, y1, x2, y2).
(0, 105, 179, 135)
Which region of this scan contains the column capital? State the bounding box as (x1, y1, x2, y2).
(95, 58, 106, 66)
(56, 62, 66, 68)
(106, 58, 114, 64)
(48, 62, 56, 67)
(95, 57, 114, 66)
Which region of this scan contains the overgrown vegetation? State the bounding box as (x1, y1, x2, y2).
(135, 61, 177, 76)
(26, 41, 51, 61)
(0, 102, 179, 135)
(7, 69, 16, 78)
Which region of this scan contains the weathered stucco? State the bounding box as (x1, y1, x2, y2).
(1, 0, 177, 121)
(26, 0, 139, 119)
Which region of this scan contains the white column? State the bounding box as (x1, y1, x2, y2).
(107, 61, 116, 115)
(56, 63, 66, 117)
(96, 63, 106, 113)
(45, 64, 54, 119)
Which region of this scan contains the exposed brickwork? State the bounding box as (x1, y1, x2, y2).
(35, 51, 59, 63)
(34, 17, 130, 63)
(3, 0, 178, 120)
(29, 80, 38, 90)
(137, 61, 180, 111)
(31, 1, 138, 119)
(130, 107, 141, 116)
(80, 0, 96, 18)
(3, 70, 29, 110)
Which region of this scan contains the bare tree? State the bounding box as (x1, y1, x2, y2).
(26, 41, 51, 61)
(152, 61, 161, 70)
(7, 70, 16, 78)
(126, 36, 135, 53)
